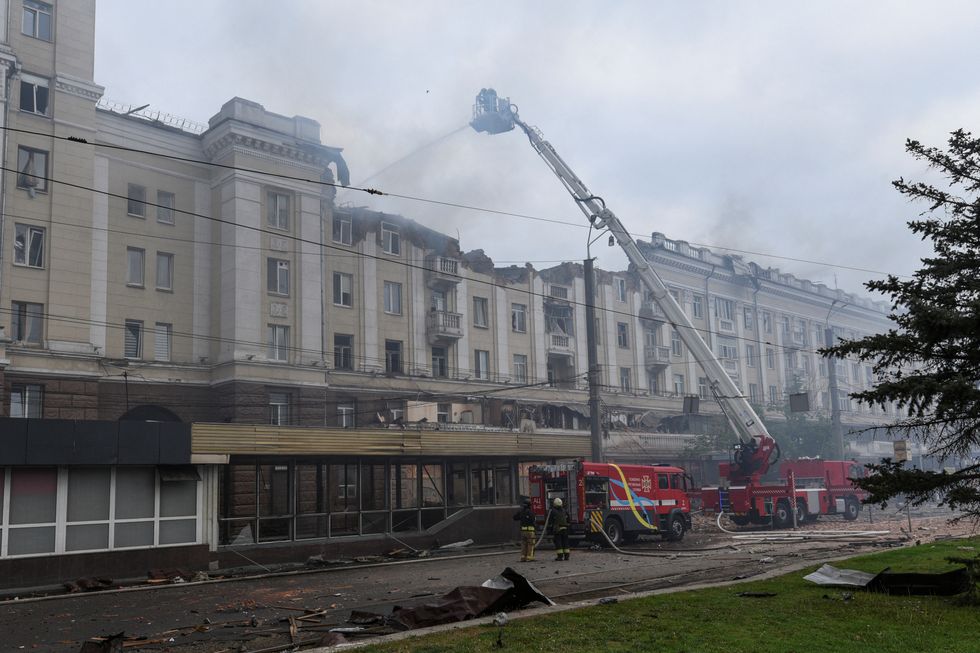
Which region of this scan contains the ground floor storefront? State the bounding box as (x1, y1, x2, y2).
(0, 419, 589, 589)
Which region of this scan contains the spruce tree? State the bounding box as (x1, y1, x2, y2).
(824, 130, 980, 518)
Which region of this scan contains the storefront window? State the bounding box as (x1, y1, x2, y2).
(329, 463, 358, 536)
(8, 468, 57, 555)
(470, 462, 495, 506)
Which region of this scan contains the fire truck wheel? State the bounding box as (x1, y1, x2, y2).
(773, 499, 792, 529)
(603, 517, 624, 547)
(730, 514, 751, 527)
(665, 514, 685, 541)
(843, 497, 860, 521)
(795, 499, 808, 525)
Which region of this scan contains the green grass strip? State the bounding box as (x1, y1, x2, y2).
(359, 536, 980, 653)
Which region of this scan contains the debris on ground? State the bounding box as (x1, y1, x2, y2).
(736, 592, 777, 598)
(346, 567, 553, 632)
(598, 597, 619, 605)
(804, 563, 972, 596)
(146, 569, 190, 584)
(64, 577, 114, 593)
(438, 539, 475, 550)
(759, 557, 774, 564)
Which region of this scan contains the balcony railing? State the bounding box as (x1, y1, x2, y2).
(425, 256, 460, 285)
(549, 333, 572, 350)
(639, 300, 666, 322)
(644, 345, 671, 368)
(426, 310, 463, 341)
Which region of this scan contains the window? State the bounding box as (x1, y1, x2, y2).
(381, 222, 400, 255)
(692, 294, 704, 319)
(269, 392, 290, 425)
(437, 403, 451, 424)
(431, 346, 448, 377)
(762, 311, 772, 334)
(157, 191, 175, 224)
(383, 281, 402, 315)
(617, 322, 629, 348)
(267, 191, 289, 230)
(749, 383, 761, 403)
(769, 385, 778, 405)
(19, 75, 49, 115)
(267, 258, 289, 295)
(10, 383, 43, 418)
(767, 347, 775, 369)
(473, 296, 489, 328)
(124, 319, 143, 358)
(715, 298, 734, 321)
(720, 339, 738, 360)
(154, 323, 172, 361)
(268, 325, 289, 361)
(430, 289, 448, 312)
(698, 377, 709, 400)
(22, 1, 52, 40)
(746, 344, 756, 367)
(338, 401, 355, 428)
(10, 301, 43, 344)
(13, 224, 44, 267)
(332, 214, 352, 245)
(127, 184, 146, 217)
(512, 354, 528, 384)
(620, 367, 632, 393)
(17, 146, 47, 193)
(334, 334, 353, 370)
(511, 303, 527, 332)
(672, 374, 685, 396)
(156, 252, 174, 291)
(385, 340, 402, 374)
(615, 278, 627, 302)
(743, 307, 754, 329)
(550, 285, 568, 299)
(127, 247, 145, 286)
(333, 272, 352, 307)
(475, 349, 490, 380)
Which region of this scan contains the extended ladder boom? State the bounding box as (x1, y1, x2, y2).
(470, 89, 777, 481)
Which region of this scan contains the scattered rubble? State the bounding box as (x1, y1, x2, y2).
(804, 563, 972, 596)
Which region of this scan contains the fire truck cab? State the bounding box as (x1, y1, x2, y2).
(528, 461, 692, 545)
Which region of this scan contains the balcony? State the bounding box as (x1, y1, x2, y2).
(426, 310, 463, 343)
(639, 299, 667, 323)
(425, 256, 460, 286)
(722, 358, 740, 376)
(548, 333, 574, 352)
(644, 345, 671, 369)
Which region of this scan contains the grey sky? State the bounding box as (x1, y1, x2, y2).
(95, 1, 980, 296)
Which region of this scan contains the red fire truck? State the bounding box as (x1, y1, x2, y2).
(528, 461, 693, 545)
(471, 91, 869, 532)
(699, 458, 868, 527)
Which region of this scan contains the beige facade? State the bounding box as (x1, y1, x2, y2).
(0, 0, 896, 458)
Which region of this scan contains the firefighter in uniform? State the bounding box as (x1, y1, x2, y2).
(549, 497, 570, 561)
(513, 498, 536, 562)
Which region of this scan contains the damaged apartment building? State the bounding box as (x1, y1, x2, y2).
(0, 0, 895, 586)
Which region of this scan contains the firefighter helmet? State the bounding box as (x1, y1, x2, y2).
(552, 497, 563, 508)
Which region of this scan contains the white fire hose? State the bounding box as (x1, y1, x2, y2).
(715, 512, 890, 542)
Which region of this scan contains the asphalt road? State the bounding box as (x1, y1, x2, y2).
(0, 511, 966, 652)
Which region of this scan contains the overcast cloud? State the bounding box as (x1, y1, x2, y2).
(95, 1, 980, 296)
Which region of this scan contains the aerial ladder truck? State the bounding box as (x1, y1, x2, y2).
(470, 89, 865, 529)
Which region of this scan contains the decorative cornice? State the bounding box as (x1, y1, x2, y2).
(204, 131, 338, 169)
(54, 73, 105, 102)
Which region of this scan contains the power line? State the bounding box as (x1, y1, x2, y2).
(0, 163, 863, 362)
(2, 124, 902, 278)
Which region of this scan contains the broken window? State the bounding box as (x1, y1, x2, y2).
(14, 223, 44, 268)
(17, 146, 47, 193)
(19, 75, 48, 114)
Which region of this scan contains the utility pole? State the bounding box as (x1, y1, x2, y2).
(584, 258, 603, 462)
(824, 327, 845, 459)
